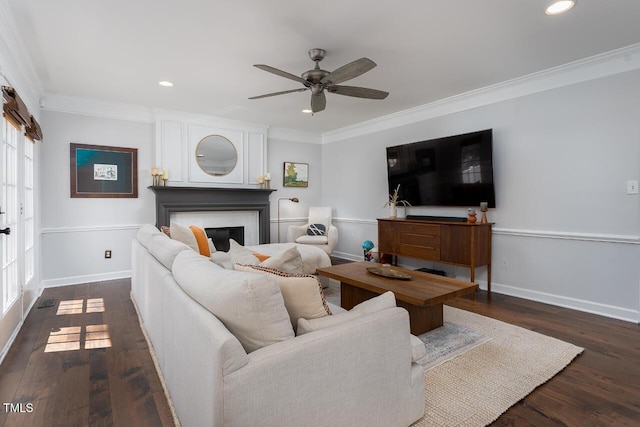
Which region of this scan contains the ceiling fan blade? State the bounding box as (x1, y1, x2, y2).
(253, 64, 309, 86)
(311, 91, 326, 113)
(321, 58, 376, 85)
(328, 85, 389, 100)
(249, 88, 308, 100)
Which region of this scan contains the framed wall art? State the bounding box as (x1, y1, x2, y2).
(283, 162, 308, 187)
(70, 143, 138, 198)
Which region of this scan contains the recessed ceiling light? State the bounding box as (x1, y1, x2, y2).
(158, 81, 174, 87)
(545, 1, 575, 15)
(302, 109, 312, 114)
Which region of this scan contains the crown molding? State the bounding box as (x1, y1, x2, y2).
(322, 43, 640, 144)
(152, 107, 270, 133)
(268, 126, 322, 144)
(0, 0, 44, 118)
(42, 94, 155, 123)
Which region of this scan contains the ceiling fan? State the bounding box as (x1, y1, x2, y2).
(249, 48, 389, 113)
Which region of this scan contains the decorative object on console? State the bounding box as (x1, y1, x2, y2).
(467, 208, 477, 223)
(264, 172, 271, 189)
(384, 184, 411, 219)
(277, 197, 299, 243)
(362, 240, 374, 261)
(249, 48, 389, 114)
(70, 143, 137, 198)
(480, 201, 488, 224)
(283, 162, 309, 187)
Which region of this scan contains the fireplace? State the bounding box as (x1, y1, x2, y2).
(149, 186, 276, 244)
(206, 226, 244, 251)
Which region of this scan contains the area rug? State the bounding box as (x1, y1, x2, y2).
(411, 305, 584, 427)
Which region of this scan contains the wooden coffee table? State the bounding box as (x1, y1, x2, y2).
(316, 262, 478, 335)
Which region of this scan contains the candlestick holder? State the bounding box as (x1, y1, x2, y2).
(480, 202, 488, 224)
(162, 178, 168, 186)
(265, 179, 271, 189)
(152, 174, 161, 186)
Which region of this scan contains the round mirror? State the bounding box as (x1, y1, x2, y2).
(195, 135, 238, 176)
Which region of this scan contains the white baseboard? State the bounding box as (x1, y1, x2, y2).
(0, 290, 42, 366)
(41, 270, 132, 288)
(490, 281, 639, 324)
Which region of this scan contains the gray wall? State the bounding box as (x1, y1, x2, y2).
(267, 137, 323, 242)
(323, 70, 640, 321)
(40, 110, 155, 286)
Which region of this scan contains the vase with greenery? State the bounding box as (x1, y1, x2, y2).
(384, 184, 411, 219)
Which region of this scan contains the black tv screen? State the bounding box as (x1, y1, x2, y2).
(386, 129, 496, 208)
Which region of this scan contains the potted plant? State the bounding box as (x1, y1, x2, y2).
(384, 184, 411, 219)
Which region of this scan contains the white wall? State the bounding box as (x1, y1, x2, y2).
(322, 70, 640, 322)
(40, 110, 155, 286)
(267, 137, 323, 242)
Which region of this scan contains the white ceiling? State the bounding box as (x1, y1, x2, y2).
(6, 0, 640, 134)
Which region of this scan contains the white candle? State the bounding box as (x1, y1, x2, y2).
(162, 170, 168, 180)
(265, 172, 271, 180)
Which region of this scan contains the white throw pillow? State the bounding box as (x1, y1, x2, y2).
(297, 291, 396, 335)
(170, 222, 199, 253)
(228, 239, 260, 265)
(229, 240, 303, 274)
(234, 264, 331, 329)
(172, 250, 294, 353)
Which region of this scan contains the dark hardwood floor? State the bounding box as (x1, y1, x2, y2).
(0, 280, 174, 427)
(2, 268, 639, 426)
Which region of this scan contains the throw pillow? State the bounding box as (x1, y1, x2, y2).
(170, 223, 199, 253)
(306, 223, 326, 236)
(297, 291, 396, 335)
(253, 253, 271, 262)
(229, 240, 303, 274)
(234, 264, 331, 329)
(189, 225, 211, 257)
(228, 239, 260, 265)
(172, 250, 294, 353)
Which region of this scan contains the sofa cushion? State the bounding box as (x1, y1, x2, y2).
(297, 291, 396, 335)
(137, 224, 164, 248)
(295, 235, 329, 245)
(172, 250, 295, 353)
(229, 239, 303, 274)
(234, 264, 331, 329)
(147, 234, 191, 270)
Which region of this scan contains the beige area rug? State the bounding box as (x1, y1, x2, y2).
(412, 305, 584, 427)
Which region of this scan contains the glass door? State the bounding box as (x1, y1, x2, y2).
(0, 116, 24, 356)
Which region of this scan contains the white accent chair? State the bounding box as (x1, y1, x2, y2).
(286, 206, 338, 255)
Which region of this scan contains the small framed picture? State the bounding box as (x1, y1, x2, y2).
(70, 143, 138, 198)
(283, 162, 309, 187)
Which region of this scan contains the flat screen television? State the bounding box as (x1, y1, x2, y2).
(386, 129, 496, 208)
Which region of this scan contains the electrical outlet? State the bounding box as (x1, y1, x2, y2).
(104, 250, 112, 259)
(501, 257, 510, 270)
(627, 180, 639, 195)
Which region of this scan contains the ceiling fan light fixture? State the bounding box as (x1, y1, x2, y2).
(545, 0, 575, 15)
(158, 80, 174, 87)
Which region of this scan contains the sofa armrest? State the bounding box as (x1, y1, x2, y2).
(326, 225, 339, 253)
(223, 307, 425, 427)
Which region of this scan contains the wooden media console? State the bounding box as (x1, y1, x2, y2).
(378, 217, 493, 293)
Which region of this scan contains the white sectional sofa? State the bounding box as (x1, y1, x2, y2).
(131, 224, 425, 427)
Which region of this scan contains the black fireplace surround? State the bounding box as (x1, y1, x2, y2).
(148, 186, 276, 244)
